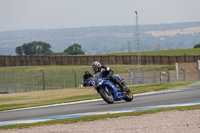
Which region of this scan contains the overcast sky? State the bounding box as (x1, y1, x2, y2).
(0, 0, 199, 32)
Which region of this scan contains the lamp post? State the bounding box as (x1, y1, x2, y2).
(134, 11, 141, 71)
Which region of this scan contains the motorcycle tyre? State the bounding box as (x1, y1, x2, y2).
(99, 87, 114, 104)
(123, 87, 133, 102)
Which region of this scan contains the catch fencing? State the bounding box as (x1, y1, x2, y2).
(125, 67, 200, 85)
(0, 67, 200, 93)
(0, 69, 88, 93)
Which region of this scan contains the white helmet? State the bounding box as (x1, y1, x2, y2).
(92, 61, 101, 72)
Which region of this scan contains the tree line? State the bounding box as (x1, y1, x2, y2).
(193, 43, 200, 48)
(15, 41, 85, 55)
(16, 41, 200, 56)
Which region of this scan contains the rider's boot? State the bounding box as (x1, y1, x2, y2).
(110, 75, 126, 93)
(114, 79, 126, 93)
(119, 84, 126, 93)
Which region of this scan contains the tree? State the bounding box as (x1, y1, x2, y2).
(35, 41, 53, 55)
(194, 43, 200, 48)
(63, 44, 85, 55)
(15, 46, 23, 55)
(21, 43, 36, 55)
(16, 41, 53, 55)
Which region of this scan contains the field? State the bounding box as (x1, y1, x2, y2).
(0, 65, 175, 74)
(105, 48, 200, 56)
(145, 27, 200, 37)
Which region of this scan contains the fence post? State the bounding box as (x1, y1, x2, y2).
(30, 70, 35, 91)
(11, 70, 17, 93)
(3, 70, 8, 92)
(20, 70, 26, 92)
(60, 71, 66, 88)
(175, 63, 179, 79)
(72, 69, 77, 87)
(50, 70, 56, 89)
(126, 68, 132, 85)
(152, 68, 156, 83)
(40, 70, 45, 90)
(196, 67, 200, 80)
(160, 71, 162, 83)
(139, 68, 144, 84)
(164, 68, 170, 82)
(180, 68, 185, 81)
(130, 68, 135, 84)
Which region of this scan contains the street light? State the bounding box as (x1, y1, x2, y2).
(134, 11, 141, 70)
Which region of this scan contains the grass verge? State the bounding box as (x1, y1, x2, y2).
(0, 104, 200, 130)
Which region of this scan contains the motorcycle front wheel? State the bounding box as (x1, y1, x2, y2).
(99, 87, 114, 104)
(123, 87, 133, 102)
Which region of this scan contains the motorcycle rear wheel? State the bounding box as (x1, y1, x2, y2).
(123, 87, 133, 102)
(99, 87, 114, 104)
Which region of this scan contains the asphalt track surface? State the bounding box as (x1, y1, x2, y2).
(0, 86, 200, 122)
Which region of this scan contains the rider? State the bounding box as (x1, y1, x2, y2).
(83, 70, 93, 86)
(92, 61, 126, 93)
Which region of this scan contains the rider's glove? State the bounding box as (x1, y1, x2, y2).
(107, 71, 113, 78)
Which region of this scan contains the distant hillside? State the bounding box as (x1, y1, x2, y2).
(0, 21, 200, 55)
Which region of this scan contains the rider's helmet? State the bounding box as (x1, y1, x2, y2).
(85, 70, 90, 75)
(92, 61, 101, 72)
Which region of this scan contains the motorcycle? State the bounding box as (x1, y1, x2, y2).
(93, 73, 133, 104)
(82, 77, 94, 87)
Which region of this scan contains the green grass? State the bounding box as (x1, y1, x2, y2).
(128, 81, 195, 94)
(0, 81, 194, 111)
(0, 65, 175, 74)
(105, 48, 200, 56)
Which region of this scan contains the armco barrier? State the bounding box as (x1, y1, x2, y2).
(1, 55, 200, 67)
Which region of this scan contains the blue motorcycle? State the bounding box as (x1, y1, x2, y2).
(82, 77, 94, 87)
(93, 73, 133, 104)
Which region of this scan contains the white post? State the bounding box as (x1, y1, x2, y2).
(175, 63, 179, 79)
(198, 60, 200, 70)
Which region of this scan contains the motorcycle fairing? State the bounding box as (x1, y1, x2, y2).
(101, 79, 126, 100)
